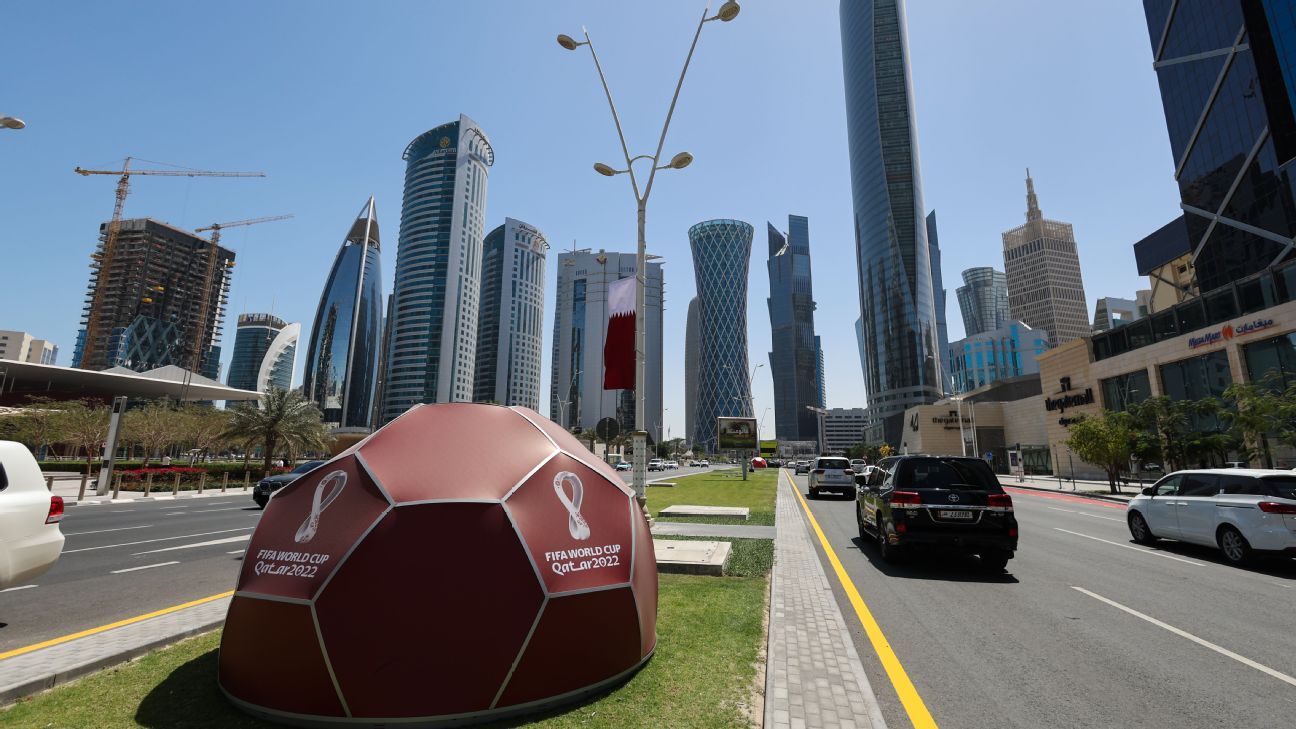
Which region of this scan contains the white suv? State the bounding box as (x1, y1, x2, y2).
(1126, 469, 1296, 565)
(809, 456, 856, 498)
(0, 441, 65, 589)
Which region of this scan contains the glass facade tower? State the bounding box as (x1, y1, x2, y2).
(302, 197, 384, 431)
(380, 115, 493, 424)
(766, 215, 823, 443)
(840, 0, 943, 440)
(956, 267, 1010, 337)
(1143, 1, 1296, 292)
(227, 313, 299, 393)
(474, 218, 547, 409)
(690, 219, 755, 453)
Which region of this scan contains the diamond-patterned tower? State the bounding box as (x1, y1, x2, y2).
(689, 219, 755, 453)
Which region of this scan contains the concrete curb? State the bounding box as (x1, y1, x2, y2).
(65, 490, 252, 506)
(1001, 481, 1133, 504)
(0, 617, 225, 707)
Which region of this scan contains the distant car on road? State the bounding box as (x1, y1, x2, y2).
(0, 441, 65, 590)
(794, 460, 811, 475)
(697, 460, 710, 468)
(665, 460, 680, 469)
(849, 459, 868, 473)
(253, 460, 327, 508)
(647, 459, 665, 472)
(614, 461, 632, 471)
(1126, 469, 1296, 565)
(855, 455, 1017, 571)
(808, 457, 854, 498)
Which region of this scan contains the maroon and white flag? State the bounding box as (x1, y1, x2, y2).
(603, 276, 635, 390)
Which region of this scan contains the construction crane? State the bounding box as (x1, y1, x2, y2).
(74, 157, 265, 369)
(188, 215, 294, 371)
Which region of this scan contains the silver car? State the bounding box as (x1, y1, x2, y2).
(809, 456, 856, 498)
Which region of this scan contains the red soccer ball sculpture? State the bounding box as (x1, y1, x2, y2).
(750, 457, 767, 469)
(218, 404, 658, 727)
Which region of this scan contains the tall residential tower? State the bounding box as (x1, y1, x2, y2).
(227, 314, 299, 393)
(380, 115, 493, 424)
(474, 218, 548, 409)
(840, 0, 944, 441)
(766, 215, 823, 443)
(956, 267, 1010, 337)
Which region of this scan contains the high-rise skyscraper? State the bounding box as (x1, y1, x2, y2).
(927, 211, 951, 395)
(474, 218, 548, 409)
(380, 115, 493, 424)
(685, 296, 700, 450)
(0, 331, 58, 365)
(766, 215, 823, 443)
(840, 0, 943, 441)
(227, 313, 299, 393)
(956, 267, 1010, 337)
(1143, 1, 1296, 293)
(73, 218, 233, 379)
(690, 219, 755, 452)
(1002, 171, 1091, 347)
(548, 249, 663, 440)
(302, 198, 384, 431)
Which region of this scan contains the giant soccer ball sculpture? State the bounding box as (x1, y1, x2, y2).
(219, 404, 658, 727)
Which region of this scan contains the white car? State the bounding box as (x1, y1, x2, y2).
(808, 456, 856, 498)
(1126, 469, 1296, 565)
(647, 459, 665, 472)
(0, 441, 65, 589)
(849, 459, 868, 473)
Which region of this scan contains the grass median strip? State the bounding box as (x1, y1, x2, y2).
(653, 536, 773, 578)
(648, 468, 776, 526)
(0, 575, 768, 729)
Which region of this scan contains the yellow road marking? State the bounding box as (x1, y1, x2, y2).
(0, 590, 233, 662)
(783, 469, 938, 729)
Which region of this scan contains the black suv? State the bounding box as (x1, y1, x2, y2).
(855, 455, 1018, 570)
(253, 460, 326, 508)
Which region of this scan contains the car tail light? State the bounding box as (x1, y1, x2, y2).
(844, 469, 854, 476)
(987, 494, 1013, 509)
(813, 469, 825, 475)
(1008, 527, 1018, 538)
(894, 522, 907, 533)
(1258, 501, 1296, 515)
(889, 491, 922, 505)
(46, 495, 65, 524)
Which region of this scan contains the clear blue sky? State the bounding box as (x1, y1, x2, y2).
(0, 1, 1180, 440)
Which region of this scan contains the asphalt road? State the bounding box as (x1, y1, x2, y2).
(790, 472, 1296, 729)
(0, 493, 264, 652)
(0, 464, 722, 653)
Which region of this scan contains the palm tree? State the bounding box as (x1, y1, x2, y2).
(222, 388, 329, 475)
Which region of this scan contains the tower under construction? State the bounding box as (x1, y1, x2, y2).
(73, 218, 235, 379)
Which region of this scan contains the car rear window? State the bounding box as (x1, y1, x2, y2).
(896, 458, 1002, 492)
(817, 458, 850, 469)
(291, 461, 324, 474)
(1261, 476, 1296, 499)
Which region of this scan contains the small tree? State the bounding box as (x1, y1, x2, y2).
(1064, 411, 1136, 494)
(222, 388, 328, 475)
(179, 405, 230, 464)
(124, 399, 180, 467)
(53, 401, 110, 476)
(12, 397, 62, 459)
(1222, 377, 1284, 467)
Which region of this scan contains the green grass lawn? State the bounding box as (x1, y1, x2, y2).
(653, 536, 774, 578)
(1, 575, 768, 729)
(648, 468, 777, 526)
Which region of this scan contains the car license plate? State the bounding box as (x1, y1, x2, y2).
(938, 510, 973, 520)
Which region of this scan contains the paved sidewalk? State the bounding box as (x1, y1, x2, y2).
(0, 593, 230, 706)
(651, 521, 776, 539)
(765, 476, 886, 729)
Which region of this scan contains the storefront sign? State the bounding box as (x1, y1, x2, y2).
(1188, 318, 1275, 349)
(1045, 388, 1094, 413)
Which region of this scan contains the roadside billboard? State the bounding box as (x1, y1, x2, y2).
(717, 417, 758, 450)
(759, 440, 777, 456)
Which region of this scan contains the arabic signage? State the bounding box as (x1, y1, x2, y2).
(1188, 318, 1275, 349)
(219, 404, 657, 725)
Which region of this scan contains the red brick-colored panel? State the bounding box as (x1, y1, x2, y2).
(315, 503, 544, 718)
(497, 587, 643, 708)
(630, 509, 658, 657)
(509, 407, 632, 494)
(506, 454, 633, 595)
(238, 455, 389, 601)
(218, 596, 344, 717)
(359, 404, 556, 502)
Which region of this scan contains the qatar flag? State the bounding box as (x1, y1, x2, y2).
(603, 276, 636, 390)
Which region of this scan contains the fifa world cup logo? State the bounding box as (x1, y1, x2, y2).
(295, 470, 347, 544)
(553, 471, 590, 541)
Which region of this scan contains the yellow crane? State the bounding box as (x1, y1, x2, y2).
(189, 215, 294, 371)
(74, 157, 265, 368)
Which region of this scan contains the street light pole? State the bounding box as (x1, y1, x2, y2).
(557, 1, 740, 517)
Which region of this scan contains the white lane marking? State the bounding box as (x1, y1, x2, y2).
(165, 512, 188, 516)
(133, 535, 251, 555)
(227, 549, 245, 554)
(0, 585, 37, 593)
(158, 506, 190, 511)
(1053, 528, 1205, 566)
(63, 525, 153, 536)
(63, 527, 255, 554)
(1072, 586, 1296, 688)
(1046, 506, 1123, 522)
(111, 561, 180, 574)
(188, 507, 248, 514)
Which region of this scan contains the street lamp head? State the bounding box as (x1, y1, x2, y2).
(557, 34, 585, 51)
(593, 162, 620, 177)
(667, 151, 694, 170)
(0, 116, 26, 130)
(712, 1, 741, 22)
